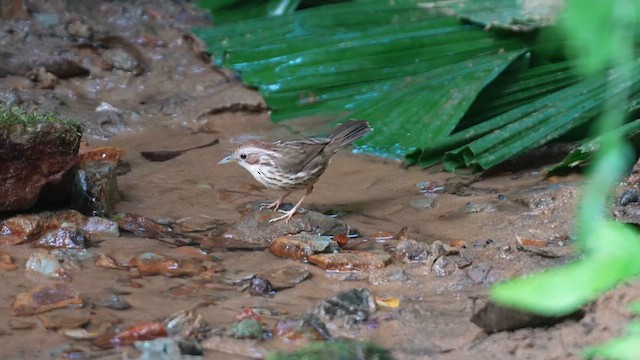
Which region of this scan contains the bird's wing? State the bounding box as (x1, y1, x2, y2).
(272, 138, 331, 173)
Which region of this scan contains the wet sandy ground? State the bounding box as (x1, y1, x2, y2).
(1, 1, 639, 359)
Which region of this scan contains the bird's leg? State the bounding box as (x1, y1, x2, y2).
(269, 186, 313, 223)
(261, 191, 291, 212)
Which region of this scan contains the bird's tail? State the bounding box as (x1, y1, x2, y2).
(327, 119, 371, 152)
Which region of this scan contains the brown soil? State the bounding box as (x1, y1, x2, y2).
(1, 1, 638, 359)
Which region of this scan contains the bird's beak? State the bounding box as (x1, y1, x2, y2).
(218, 155, 234, 165)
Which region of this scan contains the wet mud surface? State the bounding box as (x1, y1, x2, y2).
(1, 1, 639, 359)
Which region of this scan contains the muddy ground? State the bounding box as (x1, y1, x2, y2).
(1, 1, 639, 359)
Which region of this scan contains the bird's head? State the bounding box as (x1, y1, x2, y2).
(218, 141, 280, 174)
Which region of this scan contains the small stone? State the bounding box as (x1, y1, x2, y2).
(226, 319, 268, 340)
(164, 309, 210, 340)
(25, 250, 69, 280)
(38, 309, 90, 329)
(95, 254, 128, 270)
(66, 20, 93, 39)
(312, 288, 376, 328)
(280, 313, 332, 340)
(224, 203, 348, 246)
(268, 234, 334, 261)
(308, 251, 391, 271)
(92, 294, 131, 310)
(368, 265, 408, 285)
(409, 197, 436, 209)
(102, 48, 143, 75)
(471, 299, 582, 332)
(432, 256, 458, 277)
(100, 322, 169, 348)
(394, 239, 430, 263)
(135, 338, 187, 360)
(462, 202, 497, 213)
(33, 224, 88, 249)
(11, 283, 82, 316)
(130, 252, 204, 277)
(81, 217, 119, 237)
(0, 251, 17, 270)
(466, 263, 493, 284)
(262, 266, 311, 290)
(619, 189, 639, 206)
(60, 328, 103, 340)
(0, 214, 42, 244)
(249, 276, 273, 296)
(70, 161, 120, 217)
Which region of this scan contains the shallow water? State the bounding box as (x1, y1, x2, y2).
(0, 1, 637, 359)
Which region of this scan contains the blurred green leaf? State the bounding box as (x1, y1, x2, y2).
(584, 323, 640, 360)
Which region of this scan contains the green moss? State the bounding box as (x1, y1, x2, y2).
(266, 340, 394, 360)
(0, 106, 82, 133)
(0, 106, 83, 152)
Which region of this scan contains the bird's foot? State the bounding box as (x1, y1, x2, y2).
(268, 208, 298, 223)
(260, 200, 281, 212)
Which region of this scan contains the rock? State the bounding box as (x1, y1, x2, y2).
(224, 203, 348, 246)
(368, 265, 408, 285)
(308, 251, 391, 272)
(619, 189, 638, 206)
(0, 251, 17, 270)
(273, 313, 332, 341)
(394, 239, 430, 263)
(92, 293, 131, 310)
(11, 283, 83, 316)
(94, 322, 168, 349)
(38, 309, 91, 329)
(0, 107, 82, 212)
(82, 216, 120, 236)
(66, 20, 93, 39)
(226, 319, 269, 340)
(129, 252, 204, 277)
(0, 210, 117, 245)
(471, 299, 583, 333)
(268, 234, 336, 261)
(33, 223, 88, 249)
(95, 254, 128, 270)
(466, 262, 493, 284)
(102, 48, 144, 75)
(25, 250, 69, 280)
(461, 201, 498, 213)
(432, 256, 458, 277)
(163, 309, 210, 341)
(262, 266, 311, 290)
(311, 288, 376, 327)
(249, 276, 274, 296)
(70, 161, 120, 217)
(135, 338, 201, 360)
(409, 196, 436, 209)
(394, 239, 458, 264)
(116, 213, 194, 246)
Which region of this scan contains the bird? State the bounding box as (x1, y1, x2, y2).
(218, 119, 371, 223)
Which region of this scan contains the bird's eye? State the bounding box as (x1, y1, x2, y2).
(240, 153, 247, 160)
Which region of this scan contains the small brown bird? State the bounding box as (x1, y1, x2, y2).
(218, 120, 371, 223)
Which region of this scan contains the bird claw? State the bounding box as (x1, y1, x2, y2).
(268, 209, 297, 223)
(260, 201, 281, 212)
